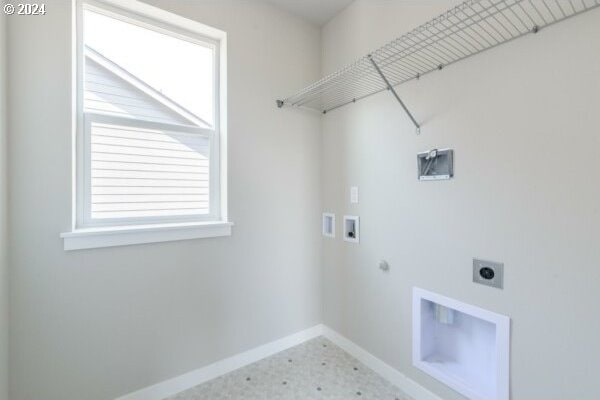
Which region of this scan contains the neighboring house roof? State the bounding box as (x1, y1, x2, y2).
(84, 46, 211, 128)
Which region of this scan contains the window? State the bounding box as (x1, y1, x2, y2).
(63, 1, 229, 250)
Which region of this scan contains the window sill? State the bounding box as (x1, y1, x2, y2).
(61, 221, 233, 251)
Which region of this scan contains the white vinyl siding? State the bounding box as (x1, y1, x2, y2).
(88, 119, 210, 220)
(84, 57, 193, 126)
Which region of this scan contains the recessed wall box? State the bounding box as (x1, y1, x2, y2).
(322, 213, 335, 238)
(343, 215, 359, 243)
(413, 287, 510, 400)
(418, 148, 453, 181)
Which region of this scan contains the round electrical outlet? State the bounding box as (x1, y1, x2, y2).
(479, 267, 495, 280)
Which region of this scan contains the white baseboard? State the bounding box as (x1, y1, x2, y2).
(321, 326, 442, 400)
(115, 325, 325, 400)
(115, 324, 440, 400)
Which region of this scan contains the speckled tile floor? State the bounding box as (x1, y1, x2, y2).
(165, 336, 412, 400)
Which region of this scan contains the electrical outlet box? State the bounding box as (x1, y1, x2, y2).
(343, 215, 359, 243)
(473, 259, 503, 289)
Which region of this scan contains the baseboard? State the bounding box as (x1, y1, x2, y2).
(115, 324, 325, 400)
(115, 324, 440, 400)
(321, 326, 443, 400)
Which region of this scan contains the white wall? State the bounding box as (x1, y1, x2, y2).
(321, 1, 600, 400)
(0, 7, 8, 400)
(7, 1, 321, 399)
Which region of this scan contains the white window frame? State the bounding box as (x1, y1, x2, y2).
(63, 0, 230, 250)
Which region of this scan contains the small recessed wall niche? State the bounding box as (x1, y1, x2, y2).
(343, 216, 359, 243)
(417, 148, 453, 181)
(322, 213, 335, 238)
(413, 288, 510, 400)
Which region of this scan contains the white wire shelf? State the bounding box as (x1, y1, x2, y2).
(276, 0, 599, 132)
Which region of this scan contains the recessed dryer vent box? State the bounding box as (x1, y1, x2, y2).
(417, 149, 453, 181)
(413, 287, 510, 400)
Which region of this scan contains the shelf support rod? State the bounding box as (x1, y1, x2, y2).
(368, 55, 421, 135)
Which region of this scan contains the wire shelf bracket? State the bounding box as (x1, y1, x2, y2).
(276, 0, 600, 135)
(368, 54, 421, 135)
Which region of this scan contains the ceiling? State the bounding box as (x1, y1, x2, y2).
(267, 0, 354, 26)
